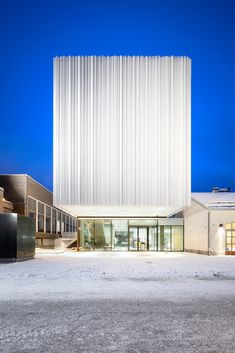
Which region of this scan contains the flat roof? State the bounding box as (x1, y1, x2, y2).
(0, 174, 52, 194)
(192, 192, 235, 209)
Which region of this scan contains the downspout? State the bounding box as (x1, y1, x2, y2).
(77, 218, 80, 251)
(208, 211, 210, 255)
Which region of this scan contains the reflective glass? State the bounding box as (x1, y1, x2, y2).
(46, 206, 51, 217)
(164, 226, 171, 251)
(172, 226, 183, 251)
(80, 220, 95, 250)
(38, 214, 44, 232)
(38, 202, 44, 215)
(94, 220, 112, 250)
(28, 211, 36, 220)
(28, 197, 36, 211)
(226, 237, 231, 245)
(52, 219, 56, 234)
(57, 219, 61, 234)
(158, 226, 171, 251)
(46, 217, 51, 233)
(149, 227, 157, 250)
(112, 220, 128, 251)
(129, 227, 138, 250)
(225, 223, 232, 230)
(139, 227, 147, 251)
(77, 219, 184, 252)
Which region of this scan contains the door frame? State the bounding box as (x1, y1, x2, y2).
(128, 226, 150, 251)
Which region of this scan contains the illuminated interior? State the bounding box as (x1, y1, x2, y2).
(79, 219, 183, 251)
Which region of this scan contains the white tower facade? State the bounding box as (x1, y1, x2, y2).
(53, 56, 191, 217)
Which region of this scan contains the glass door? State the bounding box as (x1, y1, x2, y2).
(148, 226, 157, 250)
(129, 226, 148, 251)
(129, 227, 138, 250)
(158, 225, 172, 251)
(138, 227, 147, 251)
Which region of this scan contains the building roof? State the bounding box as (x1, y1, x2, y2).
(0, 174, 52, 193)
(192, 192, 235, 209)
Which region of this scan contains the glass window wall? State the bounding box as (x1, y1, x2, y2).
(172, 226, 184, 251)
(38, 202, 44, 232)
(27, 196, 77, 237)
(57, 212, 61, 234)
(79, 219, 183, 252)
(80, 220, 95, 250)
(129, 227, 138, 250)
(46, 206, 51, 233)
(149, 227, 157, 250)
(112, 220, 128, 251)
(52, 209, 57, 234)
(225, 222, 235, 252)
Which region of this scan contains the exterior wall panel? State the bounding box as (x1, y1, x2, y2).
(0, 175, 26, 205)
(26, 176, 53, 206)
(54, 56, 191, 216)
(184, 200, 209, 254)
(209, 210, 235, 255)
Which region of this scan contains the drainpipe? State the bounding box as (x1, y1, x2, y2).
(208, 211, 210, 255)
(77, 218, 80, 251)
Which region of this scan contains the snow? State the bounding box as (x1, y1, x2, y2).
(0, 251, 235, 301)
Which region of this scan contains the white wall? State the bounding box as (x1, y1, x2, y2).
(184, 202, 235, 255)
(184, 200, 209, 254)
(209, 210, 235, 255)
(54, 56, 191, 216)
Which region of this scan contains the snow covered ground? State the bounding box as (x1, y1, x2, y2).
(0, 251, 235, 301)
(1, 252, 235, 353)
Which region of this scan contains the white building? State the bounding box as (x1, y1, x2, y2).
(184, 192, 235, 255)
(53, 56, 191, 251)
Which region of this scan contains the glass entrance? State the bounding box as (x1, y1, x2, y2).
(129, 226, 138, 250)
(79, 219, 183, 252)
(139, 227, 147, 251)
(129, 226, 153, 251)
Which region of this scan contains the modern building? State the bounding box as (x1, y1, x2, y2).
(53, 55, 191, 251)
(184, 192, 235, 255)
(0, 175, 77, 249)
(0, 187, 14, 213)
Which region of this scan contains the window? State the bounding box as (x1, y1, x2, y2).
(70, 218, 73, 232)
(225, 222, 235, 253)
(78, 219, 184, 252)
(28, 197, 36, 224)
(172, 226, 184, 251)
(57, 212, 61, 234)
(46, 206, 51, 233)
(38, 202, 44, 232)
(28, 197, 36, 212)
(80, 220, 95, 249)
(52, 209, 57, 234)
(112, 220, 128, 251)
(61, 214, 65, 233)
(65, 215, 70, 233)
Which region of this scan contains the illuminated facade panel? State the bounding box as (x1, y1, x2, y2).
(53, 56, 191, 217)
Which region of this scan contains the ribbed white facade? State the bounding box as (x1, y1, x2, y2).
(53, 56, 191, 217)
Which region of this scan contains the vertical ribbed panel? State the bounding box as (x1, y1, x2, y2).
(53, 56, 191, 216)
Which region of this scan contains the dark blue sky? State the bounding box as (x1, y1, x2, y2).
(0, 0, 235, 192)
